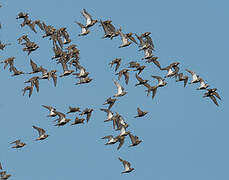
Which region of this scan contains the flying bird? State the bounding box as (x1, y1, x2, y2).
(71, 117, 85, 125)
(134, 107, 148, 118)
(109, 58, 122, 72)
(118, 158, 134, 174)
(113, 79, 127, 97)
(10, 140, 26, 148)
(81, 9, 98, 28)
(80, 108, 93, 123)
(32, 126, 49, 141)
(128, 133, 142, 147)
(67, 106, 80, 114)
(42, 105, 57, 117)
(176, 73, 189, 87)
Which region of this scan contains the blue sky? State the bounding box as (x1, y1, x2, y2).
(0, 0, 228, 179)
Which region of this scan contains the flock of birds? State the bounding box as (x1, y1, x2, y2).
(0, 7, 221, 179)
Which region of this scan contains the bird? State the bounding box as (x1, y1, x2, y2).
(127, 61, 140, 68)
(10, 140, 26, 148)
(101, 135, 119, 145)
(80, 108, 93, 123)
(113, 79, 127, 97)
(185, 69, 201, 84)
(103, 97, 117, 109)
(118, 28, 132, 48)
(39, 66, 49, 79)
(75, 77, 93, 85)
(143, 83, 158, 99)
(22, 86, 33, 98)
(159, 62, 180, 78)
(59, 59, 74, 77)
(0, 57, 15, 71)
(142, 47, 153, 59)
(203, 88, 221, 106)
(196, 78, 209, 90)
(176, 73, 189, 87)
(114, 113, 129, 130)
(81, 9, 98, 28)
(119, 124, 130, 137)
(99, 19, 113, 38)
(128, 133, 142, 147)
(42, 105, 57, 117)
(73, 64, 89, 78)
(0, 41, 11, 50)
(16, 12, 29, 19)
(115, 69, 130, 85)
(109, 58, 121, 72)
(10, 65, 24, 76)
(24, 76, 40, 93)
(32, 126, 49, 141)
(116, 136, 126, 150)
(59, 27, 71, 44)
(142, 31, 155, 50)
(54, 111, 71, 126)
(47, 70, 57, 87)
(28, 59, 42, 74)
(67, 106, 81, 114)
(134, 107, 148, 118)
(135, 73, 148, 86)
(135, 33, 150, 50)
(100, 108, 114, 122)
(0, 171, 11, 180)
(145, 56, 160, 65)
(133, 65, 146, 75)
(101, 135, 125, 150)
(151, 75, 167, 87)
(75, 21, 90, 36)
(99, 19, 118, 39)
(118, 158, 134, 174)
(71, 117, 85, 125)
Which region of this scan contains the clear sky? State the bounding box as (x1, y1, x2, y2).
(0, 0, 228, 179)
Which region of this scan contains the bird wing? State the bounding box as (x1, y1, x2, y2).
(128, 133, 136, 144)
(137, 107, 143, 115)
(113, 79, 122, 94)
(117, 136, 125, 150)
(135, 73, 144, 82)
(210, 96, 219, 106)
(100, 108, 109, 113)
(124, 71, 129, 85)
(151, 75, 162, 82)
(34, 80, 39, 92)
(42, 105, 52, 111)
(51, 72, 57, 87)
(152, 86, 158, 99)
(99, 20, 111, 35)
(30, 59, 38, 71)
(185, 69, 195, 76)
(82, 9, 92, 25)
(33, 126, 45, 136)
(56, 111, 66, 118)
(184, 76, 188, 87)
(10, 139, 20, 145)
(101, 135, 113, 139)
(213, 92, 221, 100)
(115, 62, 121, 72)
(86, 111, 92, 123)
(75, 21, 84, 28)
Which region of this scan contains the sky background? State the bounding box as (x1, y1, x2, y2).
(0, 0, 228, 179)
